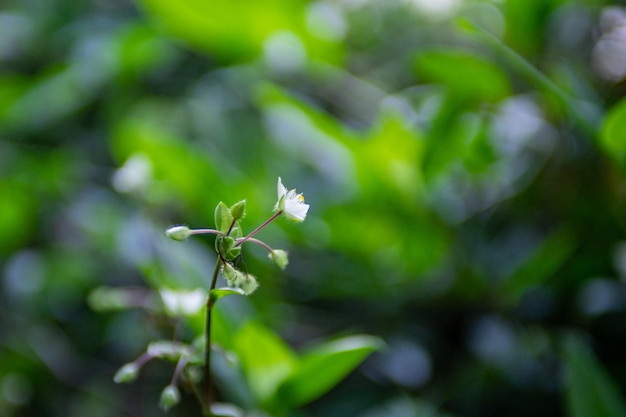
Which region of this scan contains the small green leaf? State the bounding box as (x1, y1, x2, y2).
(277, 335, 384, 408)
(218, 236, 241, 260)
(214, 201, 232, 234)
(564, 333, 626, 417)
(210, 287, 245, 305)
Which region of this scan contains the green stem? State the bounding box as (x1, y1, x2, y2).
(204, 258, 222, 413)
(235, 211, 282, 247)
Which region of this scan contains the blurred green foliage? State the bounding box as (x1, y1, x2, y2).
(3, 0, 626, 416)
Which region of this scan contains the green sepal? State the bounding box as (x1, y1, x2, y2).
(214, 201, 233, 234)
(209, 287, 246, 305)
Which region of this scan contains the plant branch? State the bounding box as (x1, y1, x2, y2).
(235, 211, 282, 247)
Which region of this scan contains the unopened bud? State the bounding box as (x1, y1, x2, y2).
(222, 263, 238, 286)
(241, 274, 259, 295)
(230, 200, 246, 221)
(269, 249, 289, 269)
(113, 362, 139, 383)
(165, 226, 190, 241)
(159, 385, 180, 411)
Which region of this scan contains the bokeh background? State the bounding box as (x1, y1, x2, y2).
(3, 0, 626, 416)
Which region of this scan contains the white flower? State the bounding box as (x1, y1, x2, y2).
(274, 177, 310, 222)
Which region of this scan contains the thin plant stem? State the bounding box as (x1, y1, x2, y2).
(204, 258, 222, 413)
(235, 211, 282, 247)
(237, 237, 274, 253)
(190, 229, 224, 236)
(171, 356, 187, 386)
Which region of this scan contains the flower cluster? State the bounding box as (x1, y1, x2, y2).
(115, 177, 310, 412)
(165, 177, 309, 296)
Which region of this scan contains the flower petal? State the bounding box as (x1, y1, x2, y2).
(277, 177, 287, 199)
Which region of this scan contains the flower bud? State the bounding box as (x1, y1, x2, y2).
(241, 274, 259, 295)
(165, 226, 190, 241)
(159, 385, 181, 411)
(222, 263, 240, 286)
(113, 362, 139, 383)
(269, 249, 289, 269)
(230, 200, 246, 221)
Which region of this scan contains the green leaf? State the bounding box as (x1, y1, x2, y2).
(214, 201, 232, 234)
(209, 287, 245, 305)
(232, 321, 296, 404)
(277, 335, 384, 408)
(563, 334, 626, 417)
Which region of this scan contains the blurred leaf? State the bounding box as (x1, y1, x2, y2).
(422, 107, 484, 180)
(0, 74, 29, 124)
(112, 23, 176, 81)
(111, 119, 220, 214)
(232, 321, 296, 405)
(276, 335, 383, 409)
(563, 334, 626, 417)
(0, 180, 36, 254)
(458, 18, 598, 137)
(600, 98, 626, 169)
(414, 49, 511, 103)
(500, 227, 577, 303)
(136, 0, 343, 64)
(210, 402, 246, 417)
(209, 305, 237, 351)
